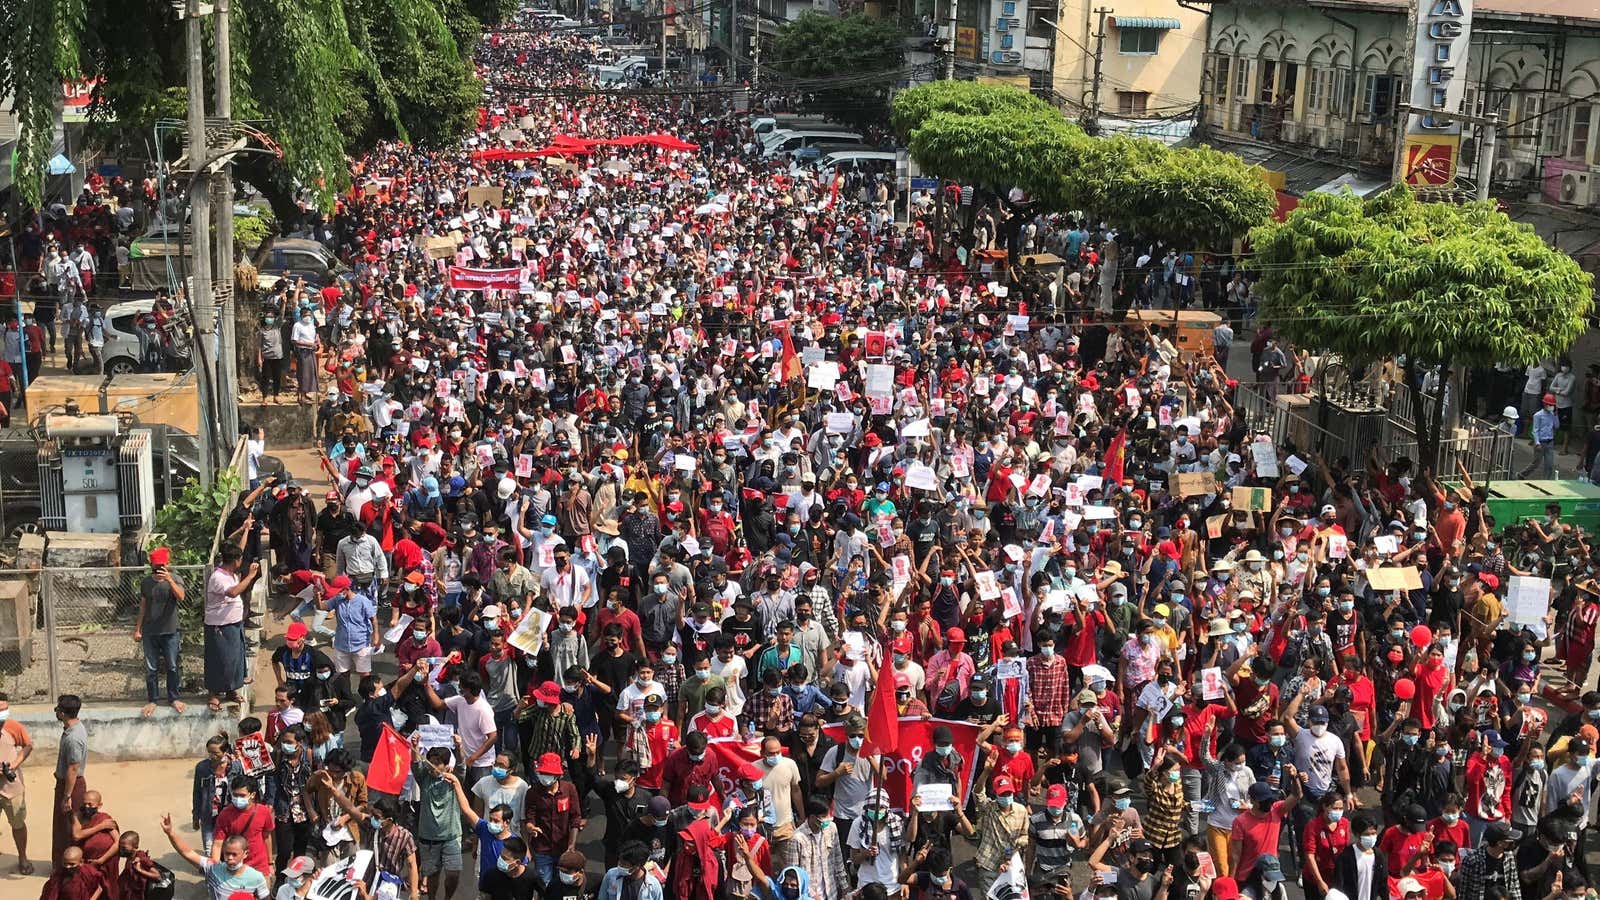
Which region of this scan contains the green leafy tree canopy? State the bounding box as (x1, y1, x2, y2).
(768, 12, 905, 129)
(892, 81, 1274, 246)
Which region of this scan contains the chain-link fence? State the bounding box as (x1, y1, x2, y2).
(0, 564, 213, 704)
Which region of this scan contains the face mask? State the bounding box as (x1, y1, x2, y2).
(281, 743, 298, 755)
(972, 691, 988, 702)
(1441, 862, 1456, 876)
(1310, 724, 1327, 737)
(1359, 835, 1377, 850)
(1328, 810, 1344, 822)
(559, 871, 581, 885)
(369, 817, 384, 831)
(1518, 693, 1532, 705)
(996, 794, 1015, 809)
(1270, 735, 1287, 748)
(1531, 759, 1546, 770)
(231, 796, 250, 810)
(1040, 646, 1056, 659)
(1170, 716, 1186, 728)
(538, 773, 558, 787)
(412, 629, 428, 642)
(1402, 734, 1419, 746)
(645, 711, 662, 724)
(1443, 812, 1460, 824)
(227, 860, 244, 872)
(1005, 741, 1023, 754)
(936, 745, 954, 757)
(1167, 770, 1182, 783)
(1115, 798, 1131, 811)
(1524, 651, 1537, 662)
(497, 857, 514, 873)
(1579, 755, 1594, 767)
(654, 583, 668, 595)
(492, 767, 509, 779)
(662, 653, 678, 665)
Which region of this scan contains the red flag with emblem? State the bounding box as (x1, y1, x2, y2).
(366, 724, 413, 795)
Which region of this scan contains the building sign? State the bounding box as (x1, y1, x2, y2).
(955, 27, 979, 61)
(1399, 0, 1474, 185)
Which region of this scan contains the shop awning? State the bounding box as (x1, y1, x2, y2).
(1111, 16, 1181, 28)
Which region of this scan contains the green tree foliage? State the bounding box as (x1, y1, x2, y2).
(0, 0, 485, 211)
(891, 81, 1275, 246)
(1248, 188, 1595, 465)
(768, 12, 905, 129)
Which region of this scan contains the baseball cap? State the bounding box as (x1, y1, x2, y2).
(1076, 689, 1098, 704)
(1398, 878, 1426, 897)
(1248, 781, 1279, 802)
(991, 775, 1016, 796)
(282, 856, 316, 878)
(285, 621, 310, 641)
(1212, 878, 1240, 900)
(946, 627, 966, 644)
(1308, 704, 1331, 723)
(647, 796, 672, 818)
(1485, 822, 1521, 844)
(1045, 784, 1068, 809)
(482, 604, 502, 619)
(1255, 856, 1285, 885)
(328, 575, 352, 591)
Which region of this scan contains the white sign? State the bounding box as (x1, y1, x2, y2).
(1400, 0, 1475, 186)
(306, 850, 374, 900)
(1508, 575, 1552, 627)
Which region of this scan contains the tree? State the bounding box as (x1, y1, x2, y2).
(1248, 188, 1595, 468)
(768, 12, 905, 130)
(0, 0, 485, 214)
(892, 80, 1274, 246)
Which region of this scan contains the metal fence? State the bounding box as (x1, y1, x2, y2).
(1233, 382, 1516, 483)
(0, 564, 212, 704)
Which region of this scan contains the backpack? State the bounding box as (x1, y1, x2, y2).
(143, 861, 177, 900)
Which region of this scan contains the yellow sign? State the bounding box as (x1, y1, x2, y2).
(978, 75, 1032, 90)
(955, 27, 979, 61)
(1401, 134, 1460, 186)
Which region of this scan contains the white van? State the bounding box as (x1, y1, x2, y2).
(762, 130, 865, 157)
(795, 148, 898, 177)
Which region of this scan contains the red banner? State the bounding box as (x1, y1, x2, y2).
(821, 717, 982, 811)
(447, 266, 522, 291)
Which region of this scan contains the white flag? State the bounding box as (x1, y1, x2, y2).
(986, 851, 1030, 900)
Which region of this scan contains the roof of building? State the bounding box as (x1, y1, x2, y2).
(1309, 0, 1600, 26)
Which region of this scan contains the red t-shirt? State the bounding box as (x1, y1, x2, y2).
(1061, 609, 1106, 667)
(1378, 825, 1430, 876)
(1301, 816, 1351, 885)
(688, 711, 737, 738)
(1231, 800, 1288, 878)
(213, 801, 274, 873)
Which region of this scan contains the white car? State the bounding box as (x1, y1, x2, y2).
(98, 299, 192, 375)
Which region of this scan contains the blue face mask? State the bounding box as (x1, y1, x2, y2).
(492, 767, 509, 779)
(1115, 798, 1131, 810)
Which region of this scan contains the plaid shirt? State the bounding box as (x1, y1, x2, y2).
(972, 794, 1031, 870)
(655, 661, 684, 705)
(1142, 768, 1188, 849)
(521, 706, 579, 765)
(745, 687, 795, 735)
(375, 822, 418, 883)
(806, 583, 840, 638)
(1026, 654, 1070, 727)
(1459, 846, 1523, 900)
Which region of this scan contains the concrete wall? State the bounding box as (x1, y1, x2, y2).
(12, 704, 237, 763)
(1052, 0, 1207, 112)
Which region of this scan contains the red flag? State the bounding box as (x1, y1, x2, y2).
(1103, 429, 1127, 488)
(863, 643, 900, 757)
(772, 320, 802, 383)
(366, 725, 413, 795)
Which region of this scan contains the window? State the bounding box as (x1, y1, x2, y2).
(1234, 58, 1250, 100)
(1116, 91, 1149, 116)
(1330, 69, 1354, 116)
(1517, 94, 1541, 147)
(1259, 60, 1277, 103)
(1572, 104, 1593, 161)
(1026, 2, 1055, 39)
(1363, 74, 1397, 119)
(1119, 28, 1160, 54)
(1281, 62, 1299, 102)
(1543, 101, 1567, 155)
(1214, 55, 1232, 103)
(1307, 68, 1326, 112)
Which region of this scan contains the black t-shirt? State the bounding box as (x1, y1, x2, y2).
(595, 780, 654, 847)
(723, 614, 765, 663)
(621, 818, 678, 870)
(676, 623, 722, 667)
(590, 650, 642, 698)
(951, 696, 1002, 726)
(140, 574, 182, 635)
(478, 864, 542, 900)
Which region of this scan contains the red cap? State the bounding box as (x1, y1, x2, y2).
(285, 622, 309, 641)
(1544, 393, 1557, 406)
(893, 672, 912, 688)
(991, 775, 1016, 796)
(738, 761, 765, 781)
(404, 570, 426, 585)
(891, 634, 913, 653)
(148, 547, 170, 565)
(864, 433, 882, 446)
(946, 627, 966, 644)
(1045, 784, 1069, 808)
(1479, 572, 1500, 591)
(533, 681, 561, 704)
(536, 752, 564, 776)
(1157, 540, 1179, 559)
(329, 575, 352, 591)
(1212, 878, 1240, 900)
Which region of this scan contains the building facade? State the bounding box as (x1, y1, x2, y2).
(1201, 0, 1600, 203)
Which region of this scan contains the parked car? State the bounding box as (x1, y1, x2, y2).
(252, 238, 349, 291)
(99, 298, 192, 376)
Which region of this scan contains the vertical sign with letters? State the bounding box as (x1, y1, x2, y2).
(1399, 0, 1474, 186)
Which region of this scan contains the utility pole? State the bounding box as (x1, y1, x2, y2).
(750, 19, 760, 93)
(943, 0, 959, 80)
(1088, 7, 1111, 132)
(213, 0, 239, 448)
(729, 0, 738, 84)
(182, 0, 217, 486)
(661, 0, 669, 79)
(1475, 117, 1497, 201)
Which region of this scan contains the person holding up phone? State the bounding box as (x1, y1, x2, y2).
(135, 546, 187, 717)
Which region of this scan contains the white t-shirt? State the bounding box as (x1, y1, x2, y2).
(832, 659, 872, 709)
(1292, 727, 1346, 795)
(471, 773, 531, 820)
(847, 814, 903, 893)
(445, 694, 498, 767)
(616, 679, 666, 717)
(711, 655, 748, 716)
(759, 756, 802, 828)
